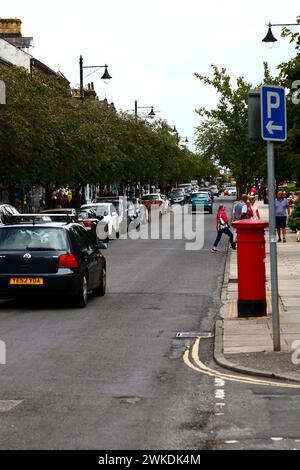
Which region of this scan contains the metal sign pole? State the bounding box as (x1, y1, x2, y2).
(267, 141, 281, 351)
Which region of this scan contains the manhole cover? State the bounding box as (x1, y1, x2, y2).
(175, 332, 214, 339)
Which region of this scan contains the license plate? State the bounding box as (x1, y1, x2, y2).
(9, 277, 44, 285)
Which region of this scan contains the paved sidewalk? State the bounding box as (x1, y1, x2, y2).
(215, 200, 300, 382)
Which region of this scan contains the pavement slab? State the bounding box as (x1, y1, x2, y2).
(216, 201, 300, 381)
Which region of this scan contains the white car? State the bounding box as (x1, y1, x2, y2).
(227, 186, 237, 197)
(141, 193, 165, 216)
(81, 203, 120, 240)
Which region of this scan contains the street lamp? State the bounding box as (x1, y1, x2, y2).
(171, 126, 188, 145)
(79, 55, 112, 103)
(134, 100, 156, 121)
(262, 22, 299, 45)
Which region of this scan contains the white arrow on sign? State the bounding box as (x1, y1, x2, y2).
(266, 120, 283, 135)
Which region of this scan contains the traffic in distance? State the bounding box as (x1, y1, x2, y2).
(0, 182, 232, 307)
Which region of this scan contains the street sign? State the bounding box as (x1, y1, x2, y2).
(261, 85, 286, 141)
(248, 88, 262, 144)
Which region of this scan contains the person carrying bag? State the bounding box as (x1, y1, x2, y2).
(211, 205, 236, 252)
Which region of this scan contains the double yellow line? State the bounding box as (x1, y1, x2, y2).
(183, 337, 300, 389)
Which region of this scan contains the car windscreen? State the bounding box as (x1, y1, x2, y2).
(0, 227, 68, 251)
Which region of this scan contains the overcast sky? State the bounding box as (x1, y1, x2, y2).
(2, 1, 299, 149)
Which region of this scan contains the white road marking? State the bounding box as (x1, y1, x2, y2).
(225, 440, 238, 444)
(271, 437, 283, 441)
(214, 378, 225, 387)
(215, 389, 225, 400)
(0, 400, 23, 412)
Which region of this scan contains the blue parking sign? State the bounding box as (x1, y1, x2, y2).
(261, 85, 286, 141)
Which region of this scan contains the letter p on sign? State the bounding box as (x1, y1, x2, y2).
(267, 92, 280, 119)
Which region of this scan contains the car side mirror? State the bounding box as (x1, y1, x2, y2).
(112, 211, 117, 216)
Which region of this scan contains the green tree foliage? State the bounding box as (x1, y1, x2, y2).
(194, 65, 266, 195)
(277, 16, 300, 184)
(0, 65, 200, 196)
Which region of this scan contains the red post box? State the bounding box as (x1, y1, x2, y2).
(231, 219, 269, 317)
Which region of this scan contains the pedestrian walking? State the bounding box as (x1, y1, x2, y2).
(275, 191, 290, 243)
(250, 185, 257, 197)
(211, 205, 236, 252)
(233, 194, 250, 221)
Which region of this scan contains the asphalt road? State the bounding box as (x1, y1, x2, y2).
(1, 197, 298, 450)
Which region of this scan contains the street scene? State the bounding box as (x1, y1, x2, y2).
(0, 0, 300, 461)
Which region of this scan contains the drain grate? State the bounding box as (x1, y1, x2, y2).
(228, 278, 238, 283)
(175, 332, 214, 339)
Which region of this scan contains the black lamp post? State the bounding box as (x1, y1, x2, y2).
(171, 126, 188, 145)
(134, 100, 156, 121)
(262, 22, 299, 44)
(79, 55, 112, 103)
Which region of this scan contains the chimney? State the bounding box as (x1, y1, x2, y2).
(0, 18, 22, 37)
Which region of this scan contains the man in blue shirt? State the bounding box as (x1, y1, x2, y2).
(275, 191, 290, 243)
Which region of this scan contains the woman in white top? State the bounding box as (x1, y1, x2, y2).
(249, 196, 260, 220)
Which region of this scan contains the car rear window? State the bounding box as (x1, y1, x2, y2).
(142, 195, 159, 201)
(0, 227, 68, 251)
(192, 192, 209, 197)
(77, 211, 89, 220)
(84, 205, 109, 217)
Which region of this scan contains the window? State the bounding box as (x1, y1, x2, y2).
(70, 226, 94, 255)
(0, 227, 68, 250)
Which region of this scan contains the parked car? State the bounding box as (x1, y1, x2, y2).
(209, 185, 220, 197)
(0, 204, 20, 225)
(92, 197, 128, 233)
(198, 188, 214, 201)
(227, 186, 237, 197)
(0, 216, 107, 307)
(169, 190, 186, 205)
(40, 208, 78, 221)
(76, 208, 102, 239)
(40, 208, 104, 239)
(81, 203, 120, 240)
(190, 191, 214, 214)
(141, 193, 165, 217)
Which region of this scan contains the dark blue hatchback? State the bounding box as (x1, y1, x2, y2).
(0, 218, 106, 308)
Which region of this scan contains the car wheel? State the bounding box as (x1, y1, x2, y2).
(93, 267, 106, 297)
(74, 274, 88, 308)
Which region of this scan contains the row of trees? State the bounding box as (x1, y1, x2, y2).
(194, 16, 300, 196)
(0, 65, 215, 204)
